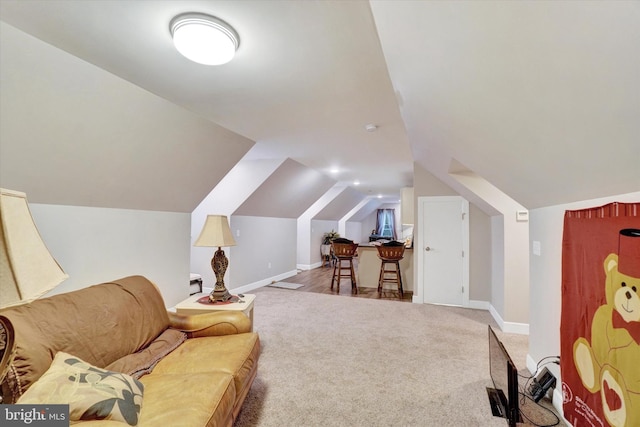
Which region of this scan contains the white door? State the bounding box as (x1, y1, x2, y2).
(418, 196, 469, 306)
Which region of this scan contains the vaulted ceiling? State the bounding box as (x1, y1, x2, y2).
(1, 1, 638, 216)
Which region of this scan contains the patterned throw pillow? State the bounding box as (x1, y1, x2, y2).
(17, 351, 144, 426)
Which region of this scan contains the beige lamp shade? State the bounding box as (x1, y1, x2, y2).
(0, 188, 68, 308)
(194, 215, 236, 247)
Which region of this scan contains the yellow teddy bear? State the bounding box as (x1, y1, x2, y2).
(573, 229, 640, 427)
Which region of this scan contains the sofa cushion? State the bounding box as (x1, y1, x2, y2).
(137, 373, 235, 427)
(17, 352, 144, 426)
(0, 276, 170, 402)
(62, 373, 236, 427)
(151, 333, 260, 409)
(106, 329, 187, 379)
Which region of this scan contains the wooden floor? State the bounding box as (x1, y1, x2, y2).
(286, 259, 413, 302)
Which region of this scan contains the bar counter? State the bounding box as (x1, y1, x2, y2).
(356, 244, 414, 292)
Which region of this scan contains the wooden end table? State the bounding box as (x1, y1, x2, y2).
(175, 293, 256, 331)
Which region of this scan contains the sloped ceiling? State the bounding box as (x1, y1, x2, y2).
(0, 22, 254, 212)
(1, 1, 638, 215)
(233, 158, 335, 218)
(348, 198, 386, 223)
(0, 0, 413, 212)
(314, 187, 367, 221)
(371, 1, 640, 208)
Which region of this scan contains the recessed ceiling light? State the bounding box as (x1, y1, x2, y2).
(377, 194, 383, 199)
(364, 124, 378, 132)
(353, 180, 360, 186)
(170, 13, 240, 65)
(330, 168, 339, 174)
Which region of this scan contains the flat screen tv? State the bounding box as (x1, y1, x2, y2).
(487, 325, 522, 426)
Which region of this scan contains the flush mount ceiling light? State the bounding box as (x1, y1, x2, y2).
(170, 13, 240, 65)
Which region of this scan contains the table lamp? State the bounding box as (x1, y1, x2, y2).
(1, 188, 68, 384)
(194, 215, 236, 302)
(1, 188, 68, 309)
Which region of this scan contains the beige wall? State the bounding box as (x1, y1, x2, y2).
(31, 203, 191, 308)
(469, 204, 492, 301)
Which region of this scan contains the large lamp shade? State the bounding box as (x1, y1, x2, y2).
(194, 215, 236, 248)
(0, 189, 68, 308)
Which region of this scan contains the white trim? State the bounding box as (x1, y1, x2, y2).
(298, 261, 325, 271)
(526, 353, 538, 375)
(489, 303, 529, 335)
(225, 269, 298, 294)
(489, 302, 504, 328)
(503, 321, 529, 335)
(461, 199, 470, 307)
(468, 299, 490, 310)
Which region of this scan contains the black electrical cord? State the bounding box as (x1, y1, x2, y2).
(513, 355, 561, 427)
(518, 391, 561, 427)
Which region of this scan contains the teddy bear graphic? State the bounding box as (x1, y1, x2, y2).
(573, 228, 640, 427)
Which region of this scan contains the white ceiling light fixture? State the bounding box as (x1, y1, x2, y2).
(170, 13, 240, 65)
(364, 123, 378, 132)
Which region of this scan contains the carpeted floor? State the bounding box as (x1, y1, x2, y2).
(235, 287, 565, 426)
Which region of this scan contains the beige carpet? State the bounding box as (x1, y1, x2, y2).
(235, 287, 564, 427)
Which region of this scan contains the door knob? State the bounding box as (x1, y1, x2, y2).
(425, 246, 431, 251)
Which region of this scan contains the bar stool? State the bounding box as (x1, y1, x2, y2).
(376, 243, 405, 298)
(331, 239, 358, 294)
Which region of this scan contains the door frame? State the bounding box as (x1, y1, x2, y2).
(414, 196, 469, 306)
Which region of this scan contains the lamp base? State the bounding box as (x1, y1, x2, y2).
(209, 247, 233, 302)
(209, 287, 233, 302)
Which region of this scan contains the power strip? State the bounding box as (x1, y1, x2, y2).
(529, 367, 556, 402)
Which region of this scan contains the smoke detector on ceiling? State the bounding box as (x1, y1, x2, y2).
(364, 124, 378, 132)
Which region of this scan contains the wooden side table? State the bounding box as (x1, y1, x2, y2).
(175, 294, 256, 331)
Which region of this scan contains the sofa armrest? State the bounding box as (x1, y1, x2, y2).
(167, 311, 251, 338)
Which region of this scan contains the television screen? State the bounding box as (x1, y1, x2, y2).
(487, 325, 521, 426)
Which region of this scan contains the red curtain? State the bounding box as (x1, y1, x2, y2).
(561, 202, 639, 427)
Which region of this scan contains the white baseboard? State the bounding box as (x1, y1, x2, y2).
(526, 353, 537, 375)
(488, 304, 529, 335)
(469, 299, 490, 310)
(503, 321, 529, 335)
(297, 262, 331, 271)
(226, 269, 299, 294)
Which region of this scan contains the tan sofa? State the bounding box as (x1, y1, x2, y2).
(0, 275, 260, 426)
